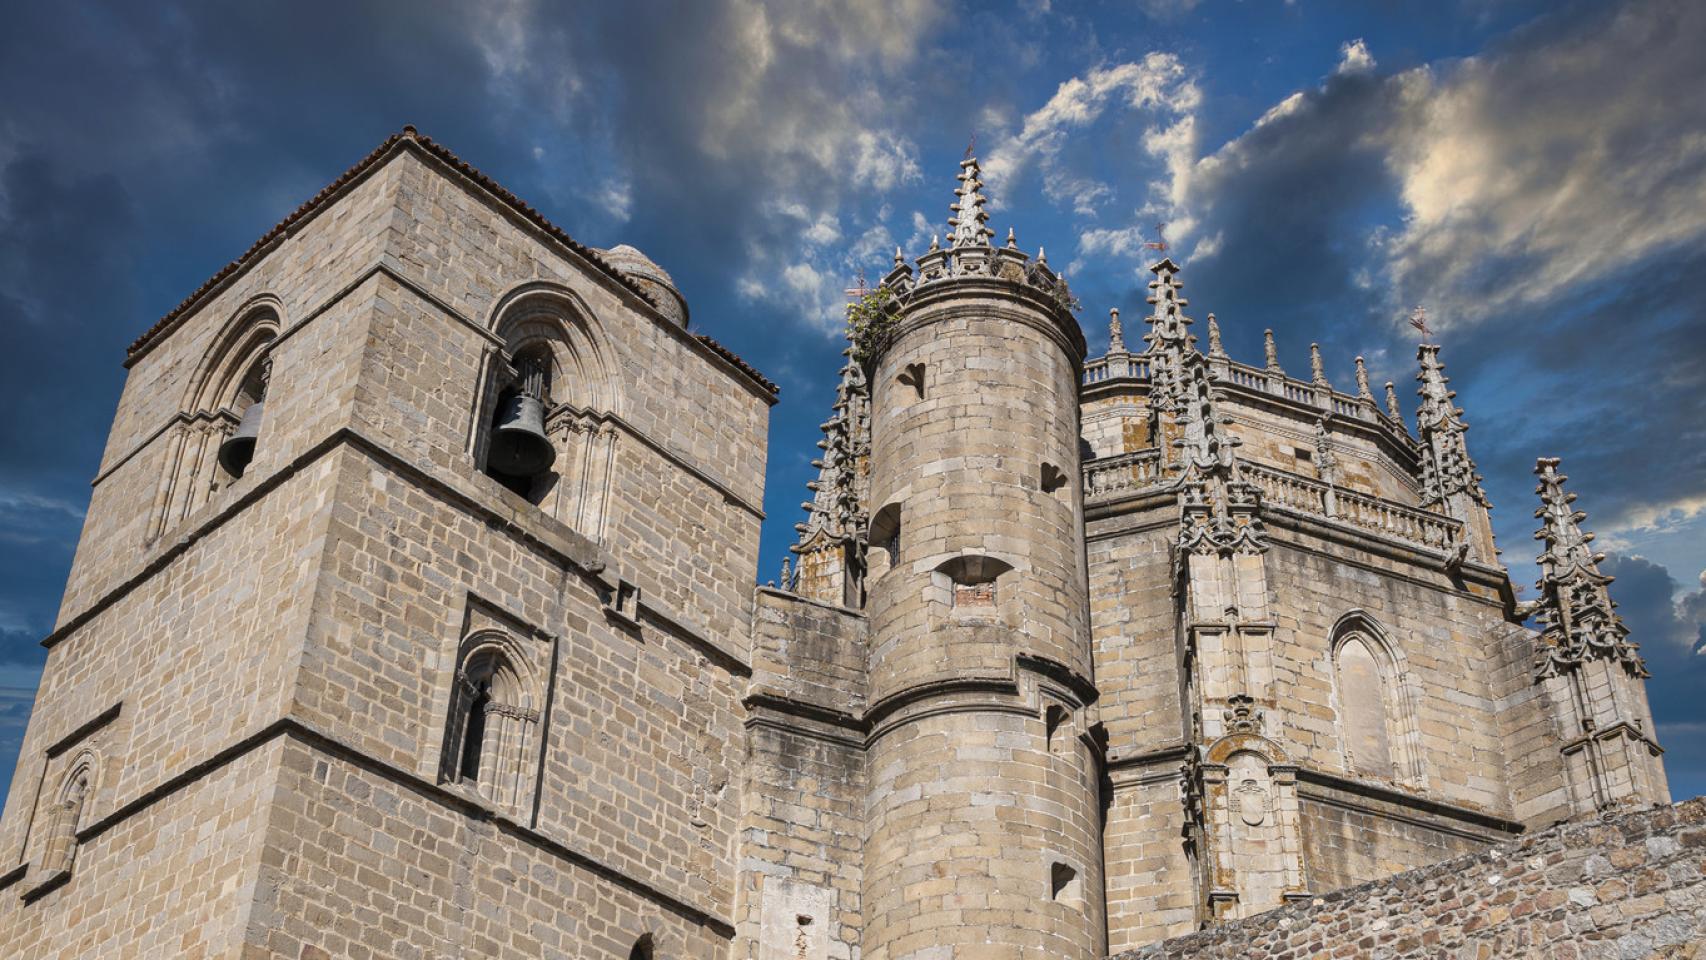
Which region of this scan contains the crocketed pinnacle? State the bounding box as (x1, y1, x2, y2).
(1142, 258, 1197, 410)
(948, 157, 995, 248)
(1415, 343, 1488, 507)
(793, 339, 870, 556)
(1531, 457, 1646, 678)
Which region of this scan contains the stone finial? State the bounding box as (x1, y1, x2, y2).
(929, 234, 940, 252)
(1310, 343, 1329, 388)
(1384, 381, 1402, 421)
(1036, 245, 1047, 265)
(1264, 329, 1283, 374)
(1207, 313, 1225, 356)
(1415, 343, 1487, 506)
(893, 245, 904, 268)
(1531, 457, 1646, 679)
(1006, 227, 1018, 249)
(948, 157, 995, 248)
(1354, 356, 1374, 402)
(779, 556, 793, 591)
(1108, 308, 1125, 353)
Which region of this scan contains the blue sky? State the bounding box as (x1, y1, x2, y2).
(1, 0, 1702, 802)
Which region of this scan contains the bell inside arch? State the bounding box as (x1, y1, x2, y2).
(218, 400, 264, 478)
(487, 393, 555, 478)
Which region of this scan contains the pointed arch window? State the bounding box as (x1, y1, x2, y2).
(42, 760, 93, 880)
(442, 634, 541, 814)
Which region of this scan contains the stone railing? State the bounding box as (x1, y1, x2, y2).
(1083, 454, 1459, 553)
(1083, 451, 1163, 499)
(1242, 462, 1459, 552)
(1218, 360, 1385, 426)
(1082, 353, 1152, 385)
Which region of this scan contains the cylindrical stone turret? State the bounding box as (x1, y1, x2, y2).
(860, 171, 1104, 960)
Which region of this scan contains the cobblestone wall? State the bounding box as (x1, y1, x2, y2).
(1116, 797, 1706, 960)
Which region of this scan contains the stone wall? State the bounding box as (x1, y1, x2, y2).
(738, 589, 869, 960)
(1117, 797, 1706, 960)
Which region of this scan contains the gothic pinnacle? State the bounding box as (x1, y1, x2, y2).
(1109, 308, 1124, 353)
(1415, 343, 1487, 506)
(1264, 329, 1283, 374)
(1384, 381, 1402, 420)
(1355, 356, 1374, 402)
(1207, 313, 1224, 356)
(1531, 456, 1646, 678)
(948, 156, 995, 248)
(1006, 227, 1018, 249)
(1310, 343, 1329, 388)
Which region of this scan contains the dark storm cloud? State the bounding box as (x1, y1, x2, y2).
(1600, 553, 1706, 798)
(0, 152, 138, 648)
(1175, 64, 1406, 365)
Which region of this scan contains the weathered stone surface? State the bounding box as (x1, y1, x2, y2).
(0, 133, 1678, 960)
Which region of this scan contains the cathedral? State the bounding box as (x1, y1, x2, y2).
(0, 128, 1669, 958)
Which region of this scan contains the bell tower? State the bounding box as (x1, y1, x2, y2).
(857, 158, 1106, 960)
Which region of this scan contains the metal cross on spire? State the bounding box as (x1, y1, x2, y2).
(844, 267, 870, 301)
(1144, 222, 1169, 254)
(1409, 305, 1433, 341)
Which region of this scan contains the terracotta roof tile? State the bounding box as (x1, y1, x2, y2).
(124, 127, 778, 397)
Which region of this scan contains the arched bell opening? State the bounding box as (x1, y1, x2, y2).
(217, 356, 270, 479)
(481, 342, 558, 501)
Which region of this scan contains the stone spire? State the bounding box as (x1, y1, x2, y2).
(948, 157, 995, 248)
(1264, 329, 1284, 375)
(1207, 313, 1225, 357)
(1143, 258, 1197, 410)
(1414, 343, 1487, 507)
(1108, 308, 1125, 353)
(1354, 356, 1374, 403)
(1384, 381, 1402, 421)
(1531, 458, 1646, 679)
(791, 338, 871, 603)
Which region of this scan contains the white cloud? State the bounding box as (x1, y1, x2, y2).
(1335, 39, 1375, 77)
(984, 55, 1200, 218)
(591, 178, 632, 222)
(1379, 6, 1706, 327)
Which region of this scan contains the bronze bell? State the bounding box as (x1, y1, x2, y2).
(487, 394, 555, 477)
(218, 400, 264, 477)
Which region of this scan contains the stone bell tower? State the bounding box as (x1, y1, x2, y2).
(858, 158, 1106, 960)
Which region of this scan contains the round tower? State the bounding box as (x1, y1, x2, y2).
(860, 159, 1104, 960)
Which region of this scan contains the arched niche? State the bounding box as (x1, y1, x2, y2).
(1329, 611, 1426, 787)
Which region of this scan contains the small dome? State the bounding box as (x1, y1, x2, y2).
(602, 244, 689, 327)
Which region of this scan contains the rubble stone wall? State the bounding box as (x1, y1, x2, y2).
(1117, 797, 1706, 960)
